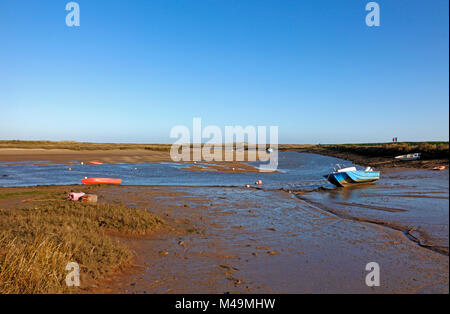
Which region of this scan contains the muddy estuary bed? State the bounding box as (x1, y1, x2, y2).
(97, 185, 448, 293)
(296, 168, 449, 256)
(0, 152, 448, 293)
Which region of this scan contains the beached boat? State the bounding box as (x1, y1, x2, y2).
(88, 161, 104, 165)
(395, 153, 421, 161)
(325, 166, 380, 187)
(81, 178, 122, 185)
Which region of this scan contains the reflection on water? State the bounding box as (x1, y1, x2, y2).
(325, 183, 379, 201)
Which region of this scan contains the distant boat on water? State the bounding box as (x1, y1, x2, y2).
(325, 165, 380, 187)
(395, 153, 421, 161)
(88, 161, 104, 165)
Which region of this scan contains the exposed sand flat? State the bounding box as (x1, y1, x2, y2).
(0, 148, 172, 164)
(0, 148, 270, 172)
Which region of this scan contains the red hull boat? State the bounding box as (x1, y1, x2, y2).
(81, 178, 122, 185)
(88, 161, 104, 165)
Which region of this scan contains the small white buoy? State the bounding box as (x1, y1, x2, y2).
(232, 168, 235, 171)
(81, 162, 84, 165)
(84, 176, 87, 179)
(246, 184, 250, 188)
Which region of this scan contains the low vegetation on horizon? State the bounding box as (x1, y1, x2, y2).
(0, 140, 173, 151)
(0, 140, 448, 159)
(282, 142, 449, 160)
(0, 191, 164, 294)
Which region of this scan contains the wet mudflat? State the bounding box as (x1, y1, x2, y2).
(95, 184, 448, 294)
(298, 169, 449, 256)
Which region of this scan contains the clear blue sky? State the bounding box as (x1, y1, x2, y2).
(0, 0, 448, 144)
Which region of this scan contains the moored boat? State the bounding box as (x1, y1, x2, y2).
(433, 166, 446, 171)
(325, 165, 380, 187)
(81, 178, 122, 185)
(395, 153, 421, 161)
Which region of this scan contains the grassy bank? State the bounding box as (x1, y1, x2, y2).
(2, 140, 447, 153)
(305, 142, 448, 159)
(0, 140, 267, 152)
(0, 191, 164, 294)
(0, 140, 172, 152)
(280, 142, 448, 156)
(280, 142, 449, 168)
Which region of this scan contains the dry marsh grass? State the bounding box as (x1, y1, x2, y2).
(0, 140, 172, 152)
(281, 142, 449, 160)
(0, 197, 164, 294)
(3, 141, 280, 152)
(0, 233, 74, 294)
(335, 142, 448, 159)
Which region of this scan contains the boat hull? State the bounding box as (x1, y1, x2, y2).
(395, 153, 421, 161)
(326, 171, 380, 187)
(81, 178, 122, 185)
(88, 161, 104, 165)
(395, 157, 420, 161)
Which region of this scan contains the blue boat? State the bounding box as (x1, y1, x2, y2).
(325, 166, 380, 187)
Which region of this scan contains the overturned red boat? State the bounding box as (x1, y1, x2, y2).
(81, 178, 122, 185)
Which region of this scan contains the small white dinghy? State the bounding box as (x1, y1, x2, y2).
(395, 153, 421, 161)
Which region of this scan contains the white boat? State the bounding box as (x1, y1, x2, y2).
(324, 165, 380, 187)
(395, 153, 421, 161)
